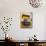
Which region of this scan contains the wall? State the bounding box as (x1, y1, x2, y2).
(0, 0, 46, 40)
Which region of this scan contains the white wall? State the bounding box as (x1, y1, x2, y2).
(0, 0, 46, 40)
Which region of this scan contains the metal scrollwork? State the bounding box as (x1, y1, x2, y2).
(29, 0, 42, 8)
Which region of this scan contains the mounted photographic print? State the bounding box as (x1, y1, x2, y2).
(20, 12, 33, 28)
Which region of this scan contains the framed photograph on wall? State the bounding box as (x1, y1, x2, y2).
(20, 12, 33, 28)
